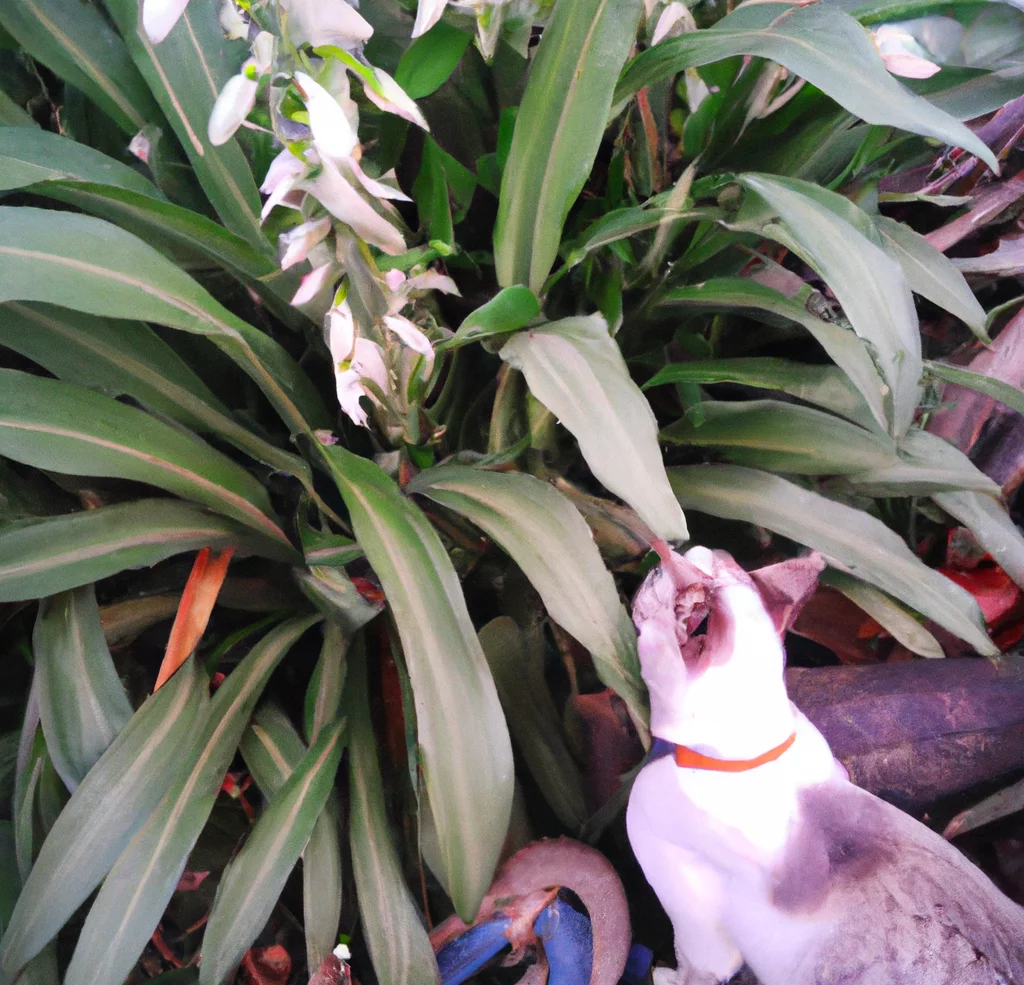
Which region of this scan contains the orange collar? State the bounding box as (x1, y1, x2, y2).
(673, 731, 797, 772)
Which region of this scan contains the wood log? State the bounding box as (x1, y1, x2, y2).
(787, 657, 1024, 814)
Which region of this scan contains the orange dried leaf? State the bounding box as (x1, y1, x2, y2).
(154, 546, 234, 691)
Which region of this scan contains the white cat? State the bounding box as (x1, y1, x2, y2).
(627, 545, 1024, 985)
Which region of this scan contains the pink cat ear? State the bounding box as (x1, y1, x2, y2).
(750, 553, 826, 637)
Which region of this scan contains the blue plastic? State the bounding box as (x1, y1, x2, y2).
(436, 915, 513, 985)
(534, 899, 593, 985)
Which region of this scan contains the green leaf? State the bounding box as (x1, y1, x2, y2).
(500, 315, 689, 542)
(0, 658, 207, 982)
(874, 216, 988, 342)
(0, 126, 301, 312)
(201, 718, 346, 985)
(925, 360, 1024, 419)
(841, 428, 1000, 496)
(736, 175, 921, 437)
(63, 616, 319, 985)
(495, 0, 645, 291)
(436, 286, 541, 352)
(921, 66, 1024, 122)
(412, 137, 456, 251)
(33, 585, 133, 790)
(408, 465, 647, 728)
(0, 126, 162, 195)
(0, 207, 329, 435)
(395, 22, 472, 98)
(662, 399, 897, 475)
(944, 775, 1024, 839)
(0, 88, 36, 127)
(0, 499, 299, 603)
(0, 0, 162, 133)
(322, 447, 513, 920)
(345, 643, 440, 985)
(478, 618, 588, 830)
(0, 369, 287, 544)
(933, 489, 1024, 592)
(667, 464, 995, 655)
(0, 303, 311, 487)
(616, 3, 999, 172)
(305, 622, 348, 745)
(819, 569, 944, 659)
(566, 206, 717, 267)
(0, 823, 16, 938)
(644, 357, 876, 429)
(658, 278, 888, 433)
(239, 699, 344, 973)
(104, 0, 267, 247)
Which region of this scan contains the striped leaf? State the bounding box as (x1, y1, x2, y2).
(201, 718, 346, 985)
(0, 369, 287, 544)
(63, 616, 320, 985)
(324, 447, 513, 920)
(0, 658, 207, 982)
(0, 499, 300, 603)
(33, 585, 133, 790)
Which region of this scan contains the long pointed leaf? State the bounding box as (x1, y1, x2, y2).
(0, 658, 207, 981)
(933, 489, 1024, 591)
(63, 615, 319, 985)
(201, 718, 346, 985)
(736, 174, 922, 437)
(500, 315, 688, 542)
(668, 464, 995, 654)
(661, 399, 897, 475)
(408, 465, 647, 727)
(323, 447, 513, 920)
(346, 644, 439, 985)
(0, 126, 301, 311)
(33, 585, 133, 790)
(0, 207, 329, 434)
(0, 303, 313, 493)
(0, 500, 300, 603)
(478, 618, 588, 830)
(875, 216, 988, 342)
(494, 0, 644, 290)
(616, 2, 998, 172)
(0, 369, 287, 544)
(104, 0, 266, 246)
(240, 699, 344, 973)
(643, 357, 876, 429)
(658, 278, 889, 432)
(0, 0, 162, 133)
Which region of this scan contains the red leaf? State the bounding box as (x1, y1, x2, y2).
(242, 945, 291, 985)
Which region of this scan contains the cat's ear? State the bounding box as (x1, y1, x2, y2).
(750, 554, 826, 638)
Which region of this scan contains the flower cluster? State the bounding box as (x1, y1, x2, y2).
(140, 0, 466, 436)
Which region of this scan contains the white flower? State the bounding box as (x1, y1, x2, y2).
(208, 33, 274, 146)
(280, 217, 332, 269)
(142, 0, 191, 43)
(328, 299, 356, 362)
(219, 0, 249, 39)
(359, 68, 430, 130)
(291, 262, 336, 305)
(128, 131, 151, 164)
(872, 24, 940, 78)
(332, 944, 351, 963)
(304, 158, 407, 255)
(295, 72, 360, 164)
(412, 0, 448, 38)
(260, 149, 308, 220)
(281, 0, 374, 48)
(208, 72, 259, 145)
(405, 270, 460, 295)
(652, 2, 691, 44)
(384, 269, 407, 291)
(383, 314, 434, 371)
(335, 338, 388, 426)
(345, 158, 412, 202)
